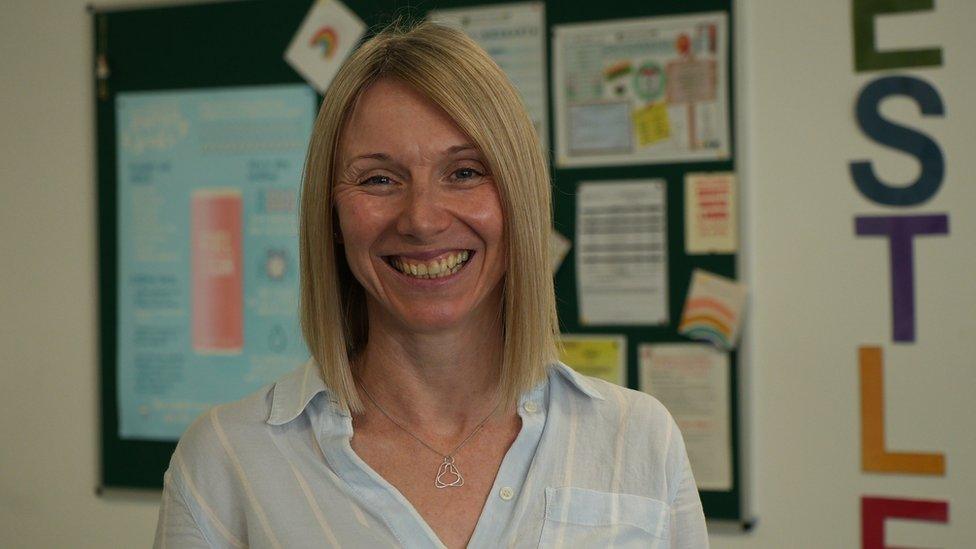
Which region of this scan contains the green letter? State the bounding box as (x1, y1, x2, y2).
(853, 0, 942, 72)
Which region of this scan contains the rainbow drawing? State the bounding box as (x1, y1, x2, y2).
(309, 26, 339, 58)
(603, 60, 633, 81)
(678, 270, 746, 350)
(679, 297, 735, 348)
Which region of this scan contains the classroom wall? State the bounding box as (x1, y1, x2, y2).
(1, 0, 973, 547)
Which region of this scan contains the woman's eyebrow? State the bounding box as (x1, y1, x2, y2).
(345, 152, 393, 167)
(445, 144, 479, 155)
(344, 144, 482, 168)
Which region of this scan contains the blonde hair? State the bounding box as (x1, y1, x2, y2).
(299, 20, 558, 413)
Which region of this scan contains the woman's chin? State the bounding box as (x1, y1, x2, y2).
(396, 312, 467, 334)
(384, 304, 488, 335)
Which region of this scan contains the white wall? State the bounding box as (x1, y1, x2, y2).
(727, 0, 975, 546)
(1, 0, 973, 547)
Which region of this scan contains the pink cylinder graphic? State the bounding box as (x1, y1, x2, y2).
(191, 189, 243, 354)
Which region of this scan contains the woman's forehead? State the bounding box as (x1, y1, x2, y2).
(338, 79, 481, 164)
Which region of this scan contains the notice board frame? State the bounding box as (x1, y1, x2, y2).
(94, 0, 747, 526)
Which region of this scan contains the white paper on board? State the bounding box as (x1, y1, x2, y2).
(685, 172, 737, 253)
(576, 180, 668, 325)
(428, 2, 549, 149)
(284, 0, 366, 94)
(639, 343, 732, 491)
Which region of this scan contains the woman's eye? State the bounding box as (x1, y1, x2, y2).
(452, 167, 483, 181)
(360, 175, 392, 186)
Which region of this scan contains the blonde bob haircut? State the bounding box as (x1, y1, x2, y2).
(299, 20, 559, 414)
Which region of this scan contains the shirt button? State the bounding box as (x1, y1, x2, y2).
(523, 401, 538, 413)
(499, 486, 515, 500)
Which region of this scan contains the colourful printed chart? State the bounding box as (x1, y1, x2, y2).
(115, 85, 316, 440)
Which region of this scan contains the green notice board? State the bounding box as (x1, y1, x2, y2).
(95, 0, 745, 525)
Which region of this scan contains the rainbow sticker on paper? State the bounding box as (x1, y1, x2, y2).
(309, 26, 339, 58)
(678, 269, 747, 349)
(284, 0, 365, 93)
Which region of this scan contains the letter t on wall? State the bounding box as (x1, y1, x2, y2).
(855, 215, 949, 342)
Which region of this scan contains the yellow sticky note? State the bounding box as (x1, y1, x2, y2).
(632, 102, 670, 146)
(559, 335, 626, 386)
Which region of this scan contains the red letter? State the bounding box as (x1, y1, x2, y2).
(862, 496, 948, 548)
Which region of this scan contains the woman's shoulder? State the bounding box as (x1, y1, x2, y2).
(170, 360, 316, 474)
(548, 361, 693, 488)
(549, 360, 675, 425)
(170, 382, 274, 475)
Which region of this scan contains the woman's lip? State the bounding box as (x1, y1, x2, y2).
(382, 251, 474, 282)
(385, 248, 472, 261)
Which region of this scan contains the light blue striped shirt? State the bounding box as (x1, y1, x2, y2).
(154, 360, 708, 548)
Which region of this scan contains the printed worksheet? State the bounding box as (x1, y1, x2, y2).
(639, 343, 732, 491)
(576, 179, 668, 325)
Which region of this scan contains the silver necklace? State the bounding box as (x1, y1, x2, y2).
(357, 379, 500, 489)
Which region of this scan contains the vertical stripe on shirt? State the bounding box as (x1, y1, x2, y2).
(609, 385, 631, 493)
(211, 408, 283, 549)
(554, 393, 579, 548)
(663, 418, 675, 503)
(609, 385, 632, 525)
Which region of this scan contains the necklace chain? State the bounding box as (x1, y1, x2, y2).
(356, 378, 500, 488)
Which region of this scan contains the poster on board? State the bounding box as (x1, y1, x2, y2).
(115, 85, 316, 440)
(428, 2, 549, 149)
(553, 11, 729, 167)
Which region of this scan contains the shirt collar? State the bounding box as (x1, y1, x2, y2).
(267, 358, 340, 425)
(551, 361, 605, 400)
(266, 358, 605, 426)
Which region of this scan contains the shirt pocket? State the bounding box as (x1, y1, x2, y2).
(538, 487, 670, 548)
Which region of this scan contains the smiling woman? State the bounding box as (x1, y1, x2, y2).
(300, 22, 558, 419)
(154, 20, 707, 549)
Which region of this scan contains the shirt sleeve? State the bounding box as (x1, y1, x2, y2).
(666, 416, 709, 548)
(153, 469, 213, 549)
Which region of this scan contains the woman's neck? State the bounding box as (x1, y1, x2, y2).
(353, 309, 505, 434)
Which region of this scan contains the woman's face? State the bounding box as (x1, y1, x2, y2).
(333, 77, 506, 334)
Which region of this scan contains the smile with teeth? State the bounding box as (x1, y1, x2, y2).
(388, 250, 472, 279)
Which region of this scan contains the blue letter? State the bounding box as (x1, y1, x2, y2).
(850, 76, 945, 206)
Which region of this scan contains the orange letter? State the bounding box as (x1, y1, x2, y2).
(860, 346, 945, 474)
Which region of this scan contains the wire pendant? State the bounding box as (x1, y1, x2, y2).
(435, 456, 464, 488)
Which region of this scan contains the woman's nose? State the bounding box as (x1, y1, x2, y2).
(395, 182, 452, 240)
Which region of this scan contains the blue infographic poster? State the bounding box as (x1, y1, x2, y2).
(116, 85, 317, 440)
